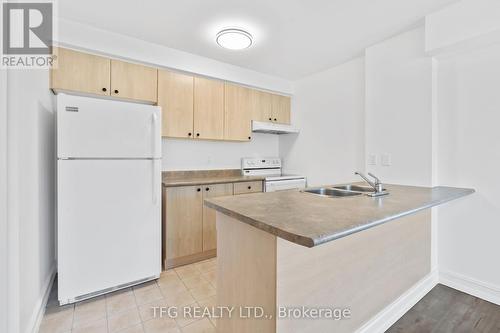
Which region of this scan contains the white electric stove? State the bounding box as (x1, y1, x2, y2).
(241, 157, 307, 192)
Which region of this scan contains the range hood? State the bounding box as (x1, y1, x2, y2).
(251, 121, 300, 134)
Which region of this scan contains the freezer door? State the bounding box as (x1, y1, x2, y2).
(57, 94, 161, 158)
(57, 159, 161, 303)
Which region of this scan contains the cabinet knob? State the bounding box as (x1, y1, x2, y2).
(248, 186, 252, 190)
(114, 89, 119, 94)
(196, 133, 200, 137)
(205, 187, 209, 191)
(197, 188, 201, 192)
(274, 118, 277, 121)
(268, 117, 272, 121)
(102, 87, 107, 92)
(248, 136, 251, 140)
(188, 133, 192, 137)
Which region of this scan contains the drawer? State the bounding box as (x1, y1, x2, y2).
(234, 181, 263, 195)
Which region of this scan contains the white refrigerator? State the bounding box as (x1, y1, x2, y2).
(57, 94, 162, 305)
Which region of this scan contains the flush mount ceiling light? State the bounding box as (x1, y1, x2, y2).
(216, 28, 253, 50)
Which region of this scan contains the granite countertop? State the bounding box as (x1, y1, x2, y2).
(162, 169, 265, 187)
(204, 183, 475, 248)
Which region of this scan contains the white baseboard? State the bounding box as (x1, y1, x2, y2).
(355, 270, 439, 333)
(439, 270, 500, 306)
(27, 264, 56, 333)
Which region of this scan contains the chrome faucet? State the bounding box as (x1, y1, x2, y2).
(355, 172, 386, 196)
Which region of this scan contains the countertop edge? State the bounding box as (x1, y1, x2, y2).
(163, 176, 265, 187)
(311, 187, 475, 246)
(205, 186, 475, 248)
(204, 199, 316, 247)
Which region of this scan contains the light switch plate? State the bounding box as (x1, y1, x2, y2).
(368, 154, 377, 166)
(381, 153, 392, 166)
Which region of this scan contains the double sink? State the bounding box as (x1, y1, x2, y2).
(302, 184, 387, 198)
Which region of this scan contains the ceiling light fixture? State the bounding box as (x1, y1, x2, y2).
(216, 28, 253, 50)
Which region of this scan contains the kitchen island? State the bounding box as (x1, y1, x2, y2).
(204, 184, 474, 333)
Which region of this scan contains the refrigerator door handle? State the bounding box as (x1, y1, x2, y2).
(152, 112, 159, 157)
(153, 161, 159, 205)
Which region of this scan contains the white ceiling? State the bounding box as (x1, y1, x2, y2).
(58, 0, 457, 80)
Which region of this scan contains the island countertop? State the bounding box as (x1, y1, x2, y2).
(204, 184, 474, 247)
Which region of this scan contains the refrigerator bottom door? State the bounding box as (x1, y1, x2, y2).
(57, 159, 161, 304)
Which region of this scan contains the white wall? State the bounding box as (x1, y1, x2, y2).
(279, 57, 365, 186)
(162, 133, 279, 170)
(436, 43, 500, 301)
(425, 0, 500, 55)
(1, 69, 8, 333)
(7, 69, 56, 333)
(57, 18, 293, 94)
(365, 27, 434, 187)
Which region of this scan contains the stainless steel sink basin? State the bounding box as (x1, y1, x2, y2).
(302, 188, 362, 197)
(333, 185, 380, 193)
(302, 183, 389, 198)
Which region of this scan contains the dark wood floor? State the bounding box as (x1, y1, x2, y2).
(387, 284, 500, 333)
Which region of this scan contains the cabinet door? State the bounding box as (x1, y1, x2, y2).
(202, 183, 233, 251)
(110, 59, 158, 103)
(194, 77, 224, 140)
(158, 70, 194, 138)
(50, 47, 110, 96)
(224, 83, 252, 141)
(251, 89, 272, 123)
(271, 94, 291, 124)
(165, 186, 203, 260)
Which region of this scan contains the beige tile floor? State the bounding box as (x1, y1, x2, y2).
(40, 258, 217, 333)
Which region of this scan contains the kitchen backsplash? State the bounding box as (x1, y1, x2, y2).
(161, 133, 279, 171)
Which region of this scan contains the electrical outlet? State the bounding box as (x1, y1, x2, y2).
(381, 153, 392, 166)
(368, 154, 377, 166)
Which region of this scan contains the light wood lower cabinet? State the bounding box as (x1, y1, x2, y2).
(164, 186, 203, 266)
(202, 183, 234, 252)
(163, 180, 263, 268)
(233, 181, 263, 195)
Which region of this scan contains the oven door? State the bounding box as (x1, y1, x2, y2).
(265, 178, 307, 192)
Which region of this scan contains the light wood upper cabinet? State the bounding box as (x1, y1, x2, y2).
(110, 60, 158, 103)
(165, 186, 203, 261)
(193, 77, 225, 140)
(224, 83, 253, 141)
(50, 48, 293, 140)
(251, 90, 272, 122)
(202, 183, 233, 252)
(50, 47, 110, 96)
(250, 90, 291, 125)
(271, 94, 291, 124)
(158, 70, 194, 138)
